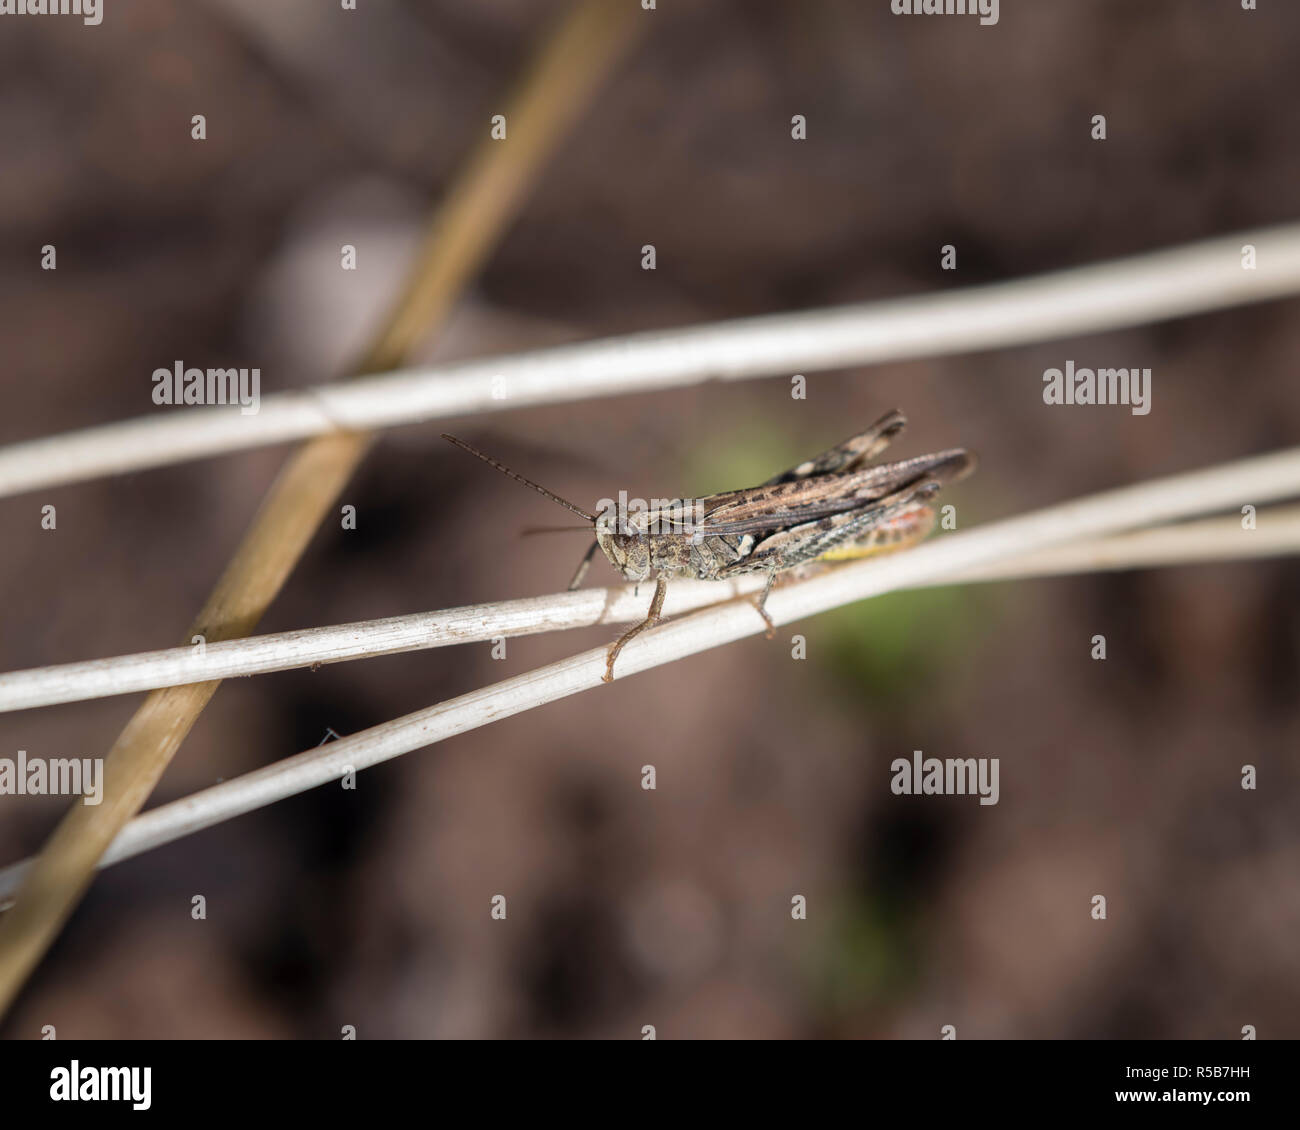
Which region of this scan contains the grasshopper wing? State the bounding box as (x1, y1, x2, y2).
(716, 479, 945, 576)
(761, 409, 907, 485)
(697, 449, 973, 538)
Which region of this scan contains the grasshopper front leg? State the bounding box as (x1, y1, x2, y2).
(604, 574, 669, 683)
(752, 570, 778, 639)
(567, 539, 600, 591)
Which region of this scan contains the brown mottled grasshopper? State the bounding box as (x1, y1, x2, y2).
(443, 409, 974, 682)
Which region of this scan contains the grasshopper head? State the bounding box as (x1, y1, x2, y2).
(595, 518, 652, 582)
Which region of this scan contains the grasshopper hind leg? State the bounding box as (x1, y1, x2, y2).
(603, 574, 669, 683)
(817, 502, 937, 562)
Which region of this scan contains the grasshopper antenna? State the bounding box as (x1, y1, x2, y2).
(442, 434, 595, 523)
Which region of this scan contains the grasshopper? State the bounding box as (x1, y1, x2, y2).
(443, 409, 974, 682)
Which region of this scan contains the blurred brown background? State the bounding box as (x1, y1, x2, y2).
(1, 0, 1298, 1038)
